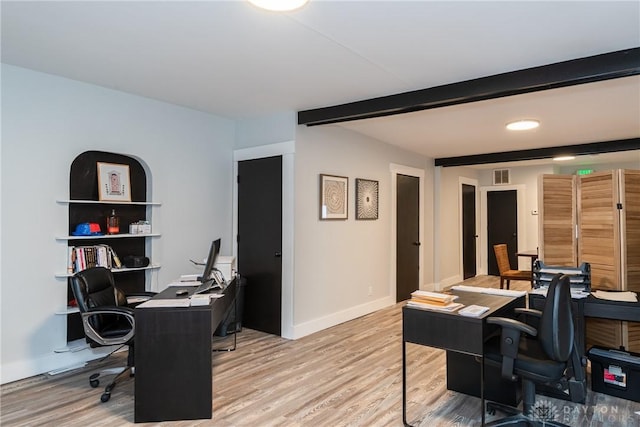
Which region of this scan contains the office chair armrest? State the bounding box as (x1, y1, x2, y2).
(514, 307, 542, 318)
(514, 307, 542, 327)
(487, 316, 538, 381)
(82, 306, 135, 347)
(487, 317, 537, 337)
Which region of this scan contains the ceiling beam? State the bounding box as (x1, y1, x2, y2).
(434, 138, 640, 167)
(298, 47, 640, 126)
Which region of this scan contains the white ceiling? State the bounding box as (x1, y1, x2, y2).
(2, 0, 639, 164)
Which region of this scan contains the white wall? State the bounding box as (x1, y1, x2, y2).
(235, 112, 296, 149)
(292, 125, 432, 337)
(1, 65, 235, 383)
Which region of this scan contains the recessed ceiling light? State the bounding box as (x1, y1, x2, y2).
(553, 156, 576, 161)
(248, 0, 309, 12)
(506, 119, 540, 131)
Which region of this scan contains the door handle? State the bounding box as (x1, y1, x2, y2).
(412, 242, 421, 246)
(275, 252, 282, 258)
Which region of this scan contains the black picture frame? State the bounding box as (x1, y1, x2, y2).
(356, 178, 379, 220)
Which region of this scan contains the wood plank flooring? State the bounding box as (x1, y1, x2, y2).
(2, 276, 639, 426)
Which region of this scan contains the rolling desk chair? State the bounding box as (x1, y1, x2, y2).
(494, 244, 532, 290)
(483, 274, 587, 426)
(70, 267, 154, 402)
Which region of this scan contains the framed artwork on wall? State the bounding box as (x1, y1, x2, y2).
(319, 174, 348, 220)
(97, 162, 132, 202)
(356, 178, 379, 220)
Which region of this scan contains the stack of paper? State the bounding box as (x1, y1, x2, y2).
(407, 290, 463, 312)
(458, 305, 490, 317)
(190, 294, 212, 306)
(410, 290, 457, 305)
(591, 290, 638, 302)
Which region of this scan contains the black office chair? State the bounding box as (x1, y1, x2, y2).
(70, 267, 154, 402)
(483, 273, 587, 426)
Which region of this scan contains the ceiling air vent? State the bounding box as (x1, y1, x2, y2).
(493, 169, 511, 185)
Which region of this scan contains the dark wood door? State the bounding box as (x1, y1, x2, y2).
(396, 174, 420, 302)
(487, 190, 518, 276)
(237, 156, 282, 335)
(462, 183, 477, 279)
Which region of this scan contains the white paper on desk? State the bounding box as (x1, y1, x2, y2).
(189, 294, 211, 306)
(458, 305, 490, 317)
(592, 290, 638, 302)
(136, 298, 191, 308)
(529, 287, 590, 299)
(451, 285, 527, 297)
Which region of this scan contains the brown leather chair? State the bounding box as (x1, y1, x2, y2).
(493, 244, 531, 289)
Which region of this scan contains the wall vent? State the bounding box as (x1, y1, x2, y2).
(493, 169, 511, 185)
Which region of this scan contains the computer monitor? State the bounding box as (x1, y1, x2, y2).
(198, 238, 221, 283)
(193, 239, 222, 295)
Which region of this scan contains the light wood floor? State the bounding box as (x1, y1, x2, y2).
(2, 276, 639, 426)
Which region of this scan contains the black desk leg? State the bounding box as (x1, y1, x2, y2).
(213, 291, 238, 352)
(402, 340, 412, 427)
(481, 356, 485, 426)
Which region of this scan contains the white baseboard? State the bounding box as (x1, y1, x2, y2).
(291, 296, 395, 340)
(1, 345, 118, 385)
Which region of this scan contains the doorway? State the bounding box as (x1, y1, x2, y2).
(396, 173, 421, 302)
(237, 156, 282, 336)
(487, 189, 518, 276)
(461, 182, 478, 279)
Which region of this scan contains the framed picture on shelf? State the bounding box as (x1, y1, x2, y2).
(319, 174, 348, 220)
(355, 178, 379, 220)
(97, 162, 131, 202)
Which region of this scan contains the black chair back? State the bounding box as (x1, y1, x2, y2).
(71, 266, 126, 311)
(539, 274, 574, 362)
(70, 267, 133, 346)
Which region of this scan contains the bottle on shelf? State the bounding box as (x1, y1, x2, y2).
(106, 209, 120, 234)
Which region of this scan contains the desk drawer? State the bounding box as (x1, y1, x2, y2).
(403, 307, 484, 355)
(446, 351, 521, 406)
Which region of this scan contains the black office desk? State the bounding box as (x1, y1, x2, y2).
(529, 292, 640, 355)
(134, 278, 236, 423)
(402, 291, 525, 427)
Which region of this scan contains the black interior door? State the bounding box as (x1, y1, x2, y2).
(396, 174, 420, 302)
(487, 190, 518, 276)
(237, 156, 282, 336)
(462, 183, 477, 279)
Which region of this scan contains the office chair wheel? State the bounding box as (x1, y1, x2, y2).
(89, 373, 100, 388)
(100, 392, 110, 403)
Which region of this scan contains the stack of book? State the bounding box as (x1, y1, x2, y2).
(68, 244, 122, 273)
(406, 290, 463, 312)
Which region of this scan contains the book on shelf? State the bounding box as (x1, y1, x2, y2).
(69, 244, 124, 273)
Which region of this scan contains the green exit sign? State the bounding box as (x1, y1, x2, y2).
(576, 169, 594, 175)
